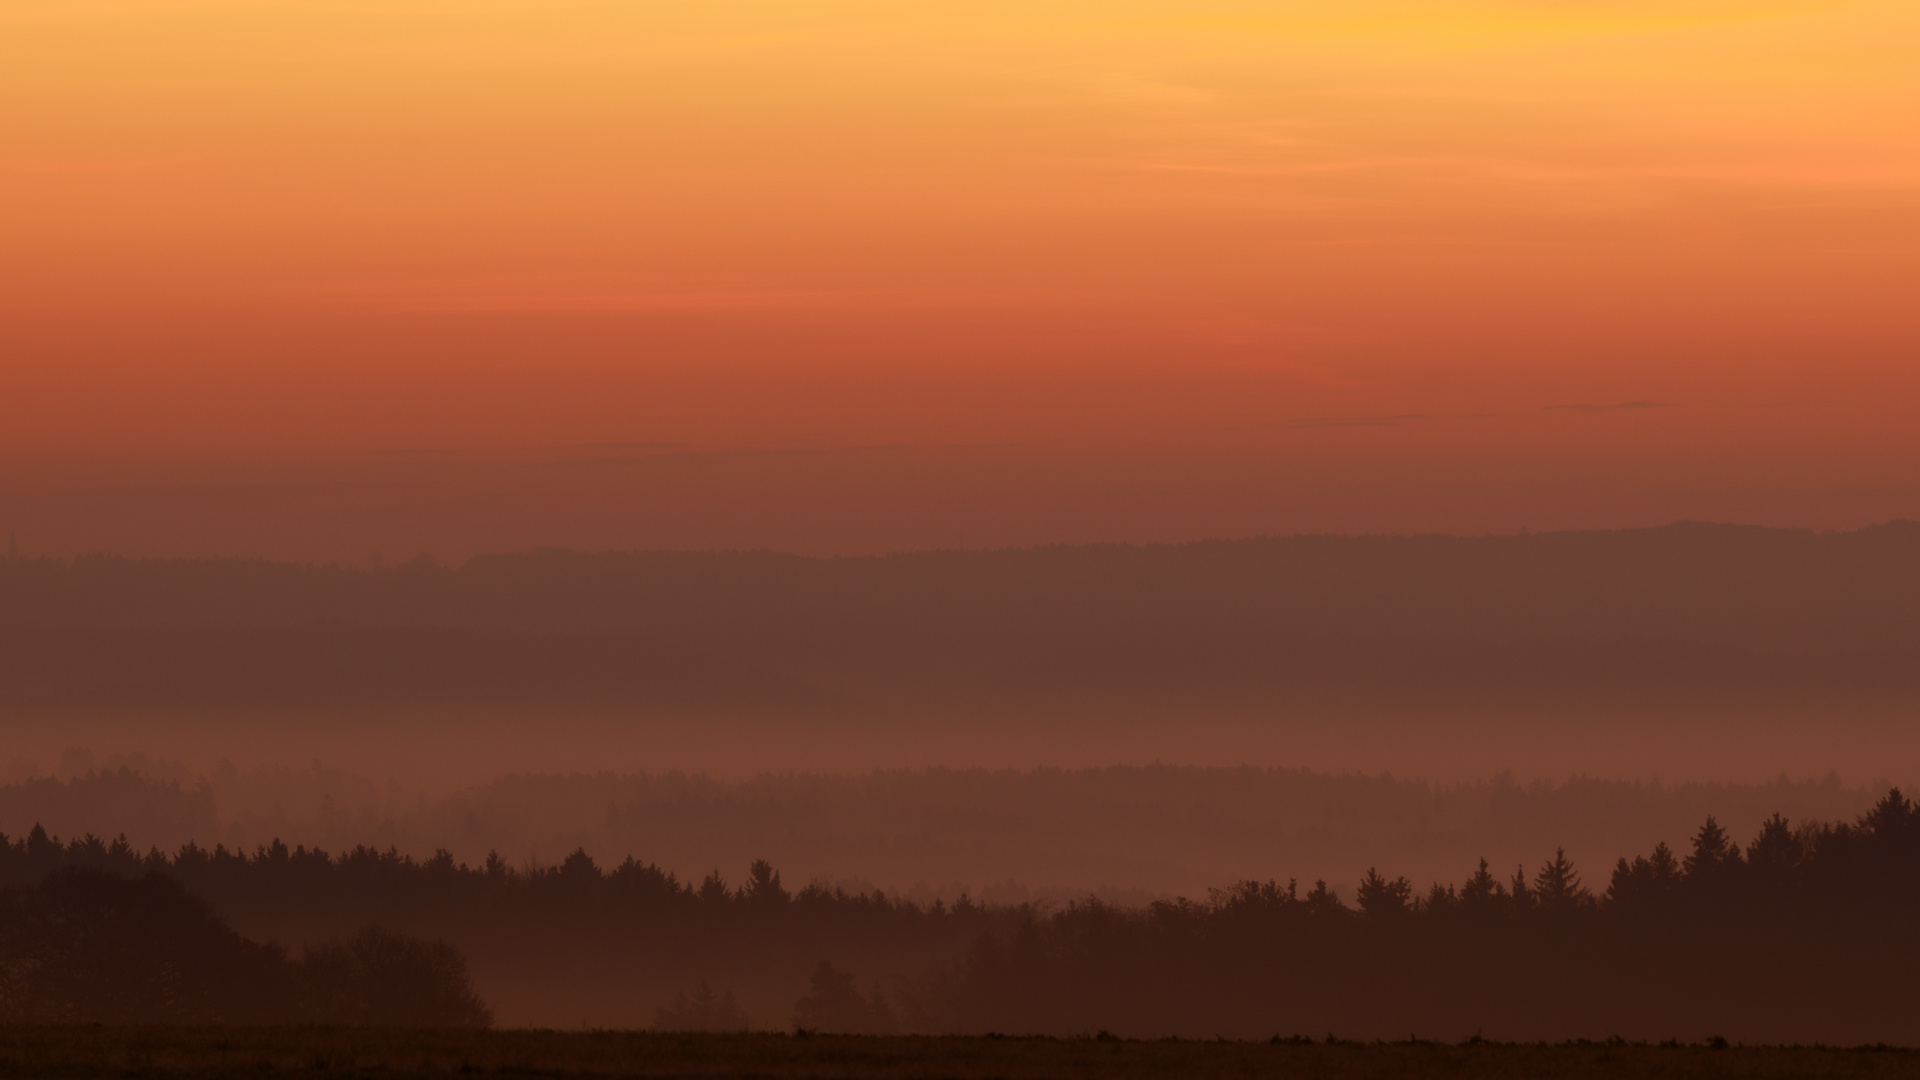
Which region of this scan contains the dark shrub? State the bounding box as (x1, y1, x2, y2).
(300, 925, 493, 1028)
(0, 868, 296, 1023)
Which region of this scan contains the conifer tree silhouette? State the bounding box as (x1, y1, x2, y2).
(743, 859, 789, 905)
(1684, 816, 1738, 878)
(1745, 814, 1803, 881)
(1460, 858, 1504, 909)
(1302, 879, 1346, 917)
(1356, 868, 1413, 918)
(1532, 848, 1589, 914)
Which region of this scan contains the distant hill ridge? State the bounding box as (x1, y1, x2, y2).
(2, 522, 1917, 712)
(3, 521, 1917, 643)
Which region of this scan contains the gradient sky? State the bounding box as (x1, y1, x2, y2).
(4, 0, 1918, 560)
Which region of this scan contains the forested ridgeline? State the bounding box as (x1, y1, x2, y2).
(4, 523, 1919, 713)
(1, 790, 1915, 1040)
(0, 762, 1883, 902)
(0, 824, 992, 1030)
(925, 792, 1920, 1044)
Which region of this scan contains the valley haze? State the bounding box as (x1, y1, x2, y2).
(2, 521, 1914, 899)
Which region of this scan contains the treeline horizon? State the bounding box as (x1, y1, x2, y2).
(5, 521, 1919, 719)
(0, 760, 1891, 902)
(2, 789, 1914, 1042)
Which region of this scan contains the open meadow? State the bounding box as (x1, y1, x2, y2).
(0, 1029, 1912, 1080)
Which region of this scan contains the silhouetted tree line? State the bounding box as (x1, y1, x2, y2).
(1, 792, 1916, 1040)
(6, 763, 1881, 912)
(907, 790, 1920, 1042)
(0, 827, 994, 944)
(0, 869, 489, 1026)
(0, 830, 996, 1030)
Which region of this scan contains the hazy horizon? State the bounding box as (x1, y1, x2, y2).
(6, 521, 1918, 801)
(6, 0, 1919, 1041)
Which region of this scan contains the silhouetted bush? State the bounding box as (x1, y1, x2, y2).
(0, 868, 489, 1026)
(0, 868, 294, 1024)
(301, 925, 492, 1028)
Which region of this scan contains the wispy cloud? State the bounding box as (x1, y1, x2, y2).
(1282, 414, 1427, 429)
(531, 444, 911, 470)
(1545, 401, 1677, 413)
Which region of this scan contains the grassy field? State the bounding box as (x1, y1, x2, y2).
(0, 1028, 1912, 1079)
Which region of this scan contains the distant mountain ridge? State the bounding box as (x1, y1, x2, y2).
(4, 521, 1917, 647)
(2, 522, 1918, 713)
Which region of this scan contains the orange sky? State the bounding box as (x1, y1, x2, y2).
(4, 0, 1918, 560)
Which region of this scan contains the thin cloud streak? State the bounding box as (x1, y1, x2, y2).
(1282, 414, 1429, 429)
(530, 444, 914, 470)
(1546, 401, 1678, 414)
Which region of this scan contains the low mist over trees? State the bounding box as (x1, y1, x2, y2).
(1, 791, 1915, 1041)
(653, 982, 751, 1033)
(793, 960, 898, 1036)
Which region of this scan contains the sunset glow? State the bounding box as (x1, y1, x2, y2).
(10, 4, 1920, 1045)
(5, 0, 1918, 558)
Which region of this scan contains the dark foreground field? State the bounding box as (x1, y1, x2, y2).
(0, 1029, 1912, 1080)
